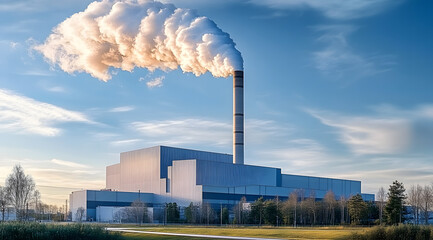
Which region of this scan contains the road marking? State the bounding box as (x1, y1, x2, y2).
(106, 228, 286, 240)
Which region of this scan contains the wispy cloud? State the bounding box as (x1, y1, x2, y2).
(306, 104, 433, 155)
(46, 86, 65, 93)
(332, 165, 433, 195)
(51, 159, 89, 169)
(131, 118, 288, 149)
(19, 69, 54, 77)
(146, 76, 165, 88)
(0, 88, 91, 136)
(256, 138, 340, 174)
(0, 2, 27, 12)
(0, 0, 92, 12)
(132, 118, 232, 147)
(110, 139, 142, 146)
(312, 25, 395, 80)
(109, 106, 135, 113)
(249, 0, 401, 20)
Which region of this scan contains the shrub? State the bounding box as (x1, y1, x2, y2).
(346, 225, 432, 240)
(0, 222, 121, 240)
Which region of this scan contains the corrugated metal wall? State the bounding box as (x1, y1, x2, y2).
(196, 160, 278, 187)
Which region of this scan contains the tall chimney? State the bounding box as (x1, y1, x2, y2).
(233, 70, 244, 164)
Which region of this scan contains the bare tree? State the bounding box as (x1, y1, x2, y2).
(305, 191, 317, 226)
(113, 208, 128, 223)
(339, 196, 347, 224)
(33, 190, 41, 221)
(129, 200, 147, 225)
(0, 186, 8, 222)
(298, 189, 306, 225)
(407, 185, 422, 225)
(5, 165, 36, 221)
(201, 202, 214, 225)
(377, 187, 386, 225)
(420, 185, 433, 225)
(233, 196, 247, 224)
(324, 191, 336, 225)
(75, 207, 85, 222)
(288, 191, 298, 227)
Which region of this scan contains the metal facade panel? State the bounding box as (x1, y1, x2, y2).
(320, 178, 328, 190)
(160, 146, 232, 179)
(87, 190, 96, 201)
(116, 192, 153, 203)
(351, 181, 361, 193)
(362, 193, 375, 201)
(281, 175, 309, 189)
(235, 186, 246, 195)
(94, 191, 117, 202)
(265, 186, 290, 197)
(170, 160, 202, 205)
(196, 160, 277, 187)
(202, 185, 228, 193)
(332, 179, 343, 196)
(106, 163, 120, 190)
(345, 180, 351, 194)
(119, 146, 160, 193)
(69, 190, 87, 222)
(309, 177, 320, 190)
(246, 186, 260, 195)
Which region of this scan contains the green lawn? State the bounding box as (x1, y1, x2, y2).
(117, 225, 368, 240)
(122, 232, 220, 240)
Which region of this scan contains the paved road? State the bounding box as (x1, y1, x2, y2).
(106, 228, 286, 240)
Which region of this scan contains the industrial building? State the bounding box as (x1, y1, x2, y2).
(69, 70, 374, 222)
(70, 145, 374, 222)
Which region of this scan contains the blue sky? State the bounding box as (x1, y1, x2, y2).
(0, 0, 432, 205)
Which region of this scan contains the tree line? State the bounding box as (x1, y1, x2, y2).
(405, 183, 433, 225)
(180, 180, 409, 226)
(0, 165, 67, 222)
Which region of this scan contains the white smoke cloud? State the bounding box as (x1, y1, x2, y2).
(35, 0, 243, 81)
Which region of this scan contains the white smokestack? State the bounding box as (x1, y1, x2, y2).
(35, 0, 243, 81)
(233, 70, 244, 164)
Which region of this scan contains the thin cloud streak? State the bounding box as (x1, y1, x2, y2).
(306, 104, 433, 155)
(131, 118, 290, 149)
(51, 159, 90, 169)
(110, 139, 142, 146)
(256, 138, 339, 172)
(249, 0, 401, 20)
(46, 86, 65, 93)
(0, 88, 92, 136)
(312, 25, 395, 80)
(109, 106, 135, 113)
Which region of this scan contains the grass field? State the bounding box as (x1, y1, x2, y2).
(117, 225, 368, 240)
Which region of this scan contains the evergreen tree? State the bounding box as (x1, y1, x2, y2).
(263, 199, 279, 225)
(184, 202, 195, 223)
(222, 207, 229, 224)
(166, 202, 180, 223)
(385, 180, 406, 225)
(250, 197, 265, 225)
(348, 194, 368, 225)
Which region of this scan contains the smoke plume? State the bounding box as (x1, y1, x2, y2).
(35, 0, 243, 81)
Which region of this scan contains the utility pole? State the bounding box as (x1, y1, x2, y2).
(65, 199, 68, 221)
(276, 196, 279, 227)
(220, 204, 223, 226)
(164, 203, 167, 226)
